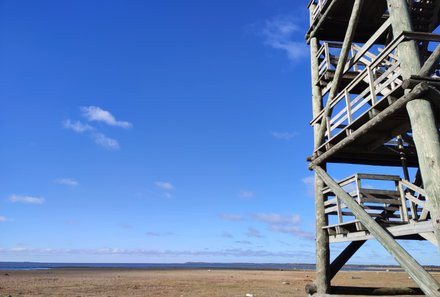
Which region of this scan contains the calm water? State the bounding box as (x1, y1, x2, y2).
(0, 262, 419, 271)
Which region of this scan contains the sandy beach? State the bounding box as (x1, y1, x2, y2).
(0, 268, 439, 297)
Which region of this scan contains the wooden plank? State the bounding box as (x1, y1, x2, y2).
(357, 173, 400, 180)
(399, 182, 410, 222)
(313, 165, 440, 296)
(343, 19, 391, 73)
(329, 220, 434, 243)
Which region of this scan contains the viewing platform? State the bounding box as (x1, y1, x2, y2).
(309, 31, 440, 167)
(322, 173, 435, 244)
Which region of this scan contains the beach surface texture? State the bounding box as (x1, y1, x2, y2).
(1, 268, 439, 296)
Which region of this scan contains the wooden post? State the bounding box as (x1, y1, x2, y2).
(309, 3, 330, 294)
(387, 0, 440, 251)
(313, 165, 440, 296)
(316, 0, 364, 147)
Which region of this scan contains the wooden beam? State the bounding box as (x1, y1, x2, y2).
(419, 44, 440, 77)
(388, 0, 440, 252)
(309, 2, 330, 294)
(309, 83, 429, 168)
(316, 0, 364, 148)
(313, 165, 440, 296)
(329, 240, 366, 280)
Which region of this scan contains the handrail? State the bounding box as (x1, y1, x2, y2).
(310, 32, 440, 149)
(323, 174, 431, 229)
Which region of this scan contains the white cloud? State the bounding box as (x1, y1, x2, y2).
(239, 191, 254, 199)
(155, 181, 174, 190)
(302, 176, 315, 198)
(8, 195, 45, 205)
(251, 212, 311, 240)
(246, 227, 264, 238)
(81, 106, 132, 128)
(0, 216, 7, 222)
(219, 214, 243, 222)
(91, 132, 120, 150)
(54, 178, 79, 187)
(63, 119, 93, 133)
(253, 213, 301, 225)
(272, 131, 297, 140)
(262, 16, 308, 61)
(270, 225, 314, 240)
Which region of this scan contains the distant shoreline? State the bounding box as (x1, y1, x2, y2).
(1, 262, 439, 272)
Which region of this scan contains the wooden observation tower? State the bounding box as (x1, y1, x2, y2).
(306, 0, 440, 295)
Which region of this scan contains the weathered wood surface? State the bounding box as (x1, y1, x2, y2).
(309, 2, 330, 294)
(316, 0, 364, 148)
(388, 0, 440, 252)
(313, 165, 440, 296)
(419, 44, 440, 77)
(306, 0, 341, 42)
(309, 83, 429, 168)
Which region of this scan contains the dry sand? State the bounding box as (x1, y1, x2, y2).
(0, 268, 438, 297)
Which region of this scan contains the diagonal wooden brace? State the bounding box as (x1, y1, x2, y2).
(313, 165, 440, 296)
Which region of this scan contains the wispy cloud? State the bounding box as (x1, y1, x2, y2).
(145, 231, 174, 237)
(239, 191, 254, 199)
(163, 192, 173, 199)
(63, 120, 93, 133)
(91, 132, 120, 150)
(8, 194, 45, 205)
(235, 240, 252, 245)
(155, 181, 174, 190)
(261, 15, 308, 61)
(252, 212, 313, 240)
(0, 216, 7, 222)
(302, 176, 315, 198)
(81, 106, 132, 129)
(272, 131, 297, 140)
(222, 231, 234, 238)
(54, 178, 79, 187)
(119, 224, 135, 230)
(0, 247, 314, 260)
(253, 213, 301, 225)
(219, 214, 243, 222)
(64, 106, 131, 150)
(246, 227, 264, 238)
(270, 225, 314, 240)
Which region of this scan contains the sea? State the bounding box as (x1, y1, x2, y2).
(0, 262, 430, 271)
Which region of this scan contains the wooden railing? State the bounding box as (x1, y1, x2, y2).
(323, 173, 431, 232)
(312, 0, 329, 20)
(311, 32, 440, 151)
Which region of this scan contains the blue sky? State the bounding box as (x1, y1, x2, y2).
(0, 0, 438, 265)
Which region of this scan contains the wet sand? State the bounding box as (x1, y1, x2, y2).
(0, 268, 438, 296)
